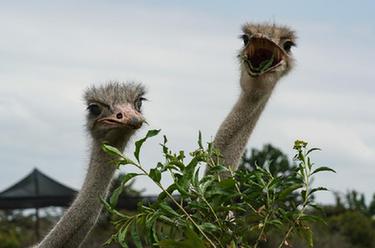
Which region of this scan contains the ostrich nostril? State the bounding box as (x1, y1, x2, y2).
(116, 113, 123, 119)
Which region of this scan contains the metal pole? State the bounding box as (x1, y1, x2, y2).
(33, 169, 41, 241)
(35, 207, 40, 240)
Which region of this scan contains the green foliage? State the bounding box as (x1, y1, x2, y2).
(0, 210, 36, 247)
(0, 229, 20, 248)
(327, 190, 371, 217)
(240, 144, 295, 177)
(329, 211, 375, 248)
(345, 190, 367, 213)
(368, 193, 375, 216)
(102, 131, 334, 247)
(110, 173, 143, 208)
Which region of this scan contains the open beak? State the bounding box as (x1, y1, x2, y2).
(243, 36, 288, 77)
(97, 105, 145, 130)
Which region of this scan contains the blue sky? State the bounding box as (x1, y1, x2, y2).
(0, 1, 374, 204)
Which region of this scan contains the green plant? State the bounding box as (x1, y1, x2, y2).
(239, 144, 295, 177)
(329, 211, 375, 248)
(102, 130, 335, 248)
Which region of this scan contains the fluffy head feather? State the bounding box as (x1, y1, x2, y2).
(83, 81, 146, 142)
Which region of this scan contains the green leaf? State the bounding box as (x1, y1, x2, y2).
(110, 186, 124, 208)
(100, 197, 113, 214)
(158, 239, 181, 247)
(177, 150, 186, 160)
(158, 229, 205, 248)
(123, 172, 143, 184)
(301, 190, 307, 202)
(131, 221, 142, 248)
(110, 173, 141, 207)
(117, 157, 138, 166)
(308, 187, 328, 196)
(151, 220, 160, 244)
(149, 168, 162, 183)
(199, 176, 215, 195)
(134, 129, 161, 162)
(118, 221, 131, 246)
(250, 54, 275, 73)
(311, 166, 336, 175)
(104, 234, 117, 246)
(157, 184, 177, 202)
(259, 54, 274, 72)
(175, 182, 190, 196)
(218, 178, 236, 189)
(102, 143, 124, 158)
(228, 241, 237, 248)
(299, 214, 325, 224)
(198, 131, 203, 149)
(267, 219, 283, 228)
(159, 202, 180, 217)
(198, 223, 219, 233)
(279, 183, 302, 200)
(207, 164, 229, 174)
(192, 167, 200, 187)
(184, 228, 206, 248)
(300, 226, 313, 248)
(306, 147, 321, 155)
(162, 135, 169, 154)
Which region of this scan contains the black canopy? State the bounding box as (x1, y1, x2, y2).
(0, 168, 159, 239)
(0, 168, 77, 209)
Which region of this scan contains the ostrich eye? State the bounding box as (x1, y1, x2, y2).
(87, 103, 101, 116)
(283, 40, 295, 53)
(241, 34, 250, 46)
(135, 97, 146, 111)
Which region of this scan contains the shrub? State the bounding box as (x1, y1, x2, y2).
(102, 130, 334, 248)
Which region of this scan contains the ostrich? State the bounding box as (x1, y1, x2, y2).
(37, 82, 146, 247)
(212, 23, 297, 172)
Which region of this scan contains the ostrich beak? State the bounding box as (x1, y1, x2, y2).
(97, 104, 145, 129)
(243, 36, 288, 76)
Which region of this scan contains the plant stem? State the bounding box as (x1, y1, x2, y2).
(133, 162, 217, 248)
(278, 225, 293, 248)
(201, 194, 223, 227)
(278, 149, 311, 248)
(254, 212, 270, 248)
(229, 168, 257, 213)
(156, 182, 217, 248)
(254, 180, 274, 248)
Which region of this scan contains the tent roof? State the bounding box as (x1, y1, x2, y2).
(0, 168, 77, 209)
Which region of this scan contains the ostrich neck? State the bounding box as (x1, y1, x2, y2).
(38, 135, 130, 248)
(213, 74, 277, 171)
(80, 139, 121, 200)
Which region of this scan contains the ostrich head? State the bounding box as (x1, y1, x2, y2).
(239, 23, 297, 86)
(84, 82, 146, 145)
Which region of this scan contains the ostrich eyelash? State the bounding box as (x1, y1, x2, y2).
(239, 34, 250, 46)
(87, 103, 102, 116)
(134, 97, 147, 111)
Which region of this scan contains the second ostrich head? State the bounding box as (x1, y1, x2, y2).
(239, 23, 297, 91)
(84, 82, 146, 146)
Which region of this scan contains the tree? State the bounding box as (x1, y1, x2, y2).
(368, 193, 375, 216)
(239, 144, 296, 176)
